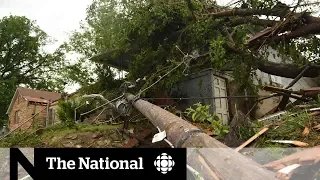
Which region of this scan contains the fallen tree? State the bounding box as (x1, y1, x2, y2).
(69, 0, 320, 93)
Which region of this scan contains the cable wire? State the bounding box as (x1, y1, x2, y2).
(134, 46, 194, 99)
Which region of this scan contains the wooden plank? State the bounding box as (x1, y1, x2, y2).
(309, 111, 320, 116)
(264, 146, 320, 171)
(235, 127, 269, 152)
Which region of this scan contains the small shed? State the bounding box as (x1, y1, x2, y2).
(172, 69, 232, 125)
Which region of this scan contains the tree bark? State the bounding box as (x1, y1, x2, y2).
(273, 23, 320, 42)
(257, 61, 320, 78)
(229, 18, 278, 27)
(208, 8, 289, 18)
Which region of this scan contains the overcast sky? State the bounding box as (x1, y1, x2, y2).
(0, 0, 93, 92)
(0, 0, 93, 53)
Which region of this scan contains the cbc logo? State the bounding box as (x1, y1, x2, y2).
(154, 153, 175, 174)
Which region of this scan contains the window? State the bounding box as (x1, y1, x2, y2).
(51, 109, 56, 121)
(14, 111, 20, 124)
(48, 109, 56, 126)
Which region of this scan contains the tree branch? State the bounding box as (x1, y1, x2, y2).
(207, 8, 288, 18)
(273, 23, 320, 42)
(257, 60, 320, 78)
(207, 8, 320, 24)
(229, 18, 279, 27)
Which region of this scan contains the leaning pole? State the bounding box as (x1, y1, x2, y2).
(125, 93, 275, 179)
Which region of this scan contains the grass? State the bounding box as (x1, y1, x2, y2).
(0, 122, 122, 147)
(0, 130, 43, 147)
(41, 123, 121, 137)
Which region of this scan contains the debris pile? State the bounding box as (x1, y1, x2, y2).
(245, 85, 320, 148)
(235, 85, 320, 180)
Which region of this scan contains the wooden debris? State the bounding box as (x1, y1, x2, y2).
(257, 111, 287, 125)
(245, 27, 272, 45)
(270, 140, 309, 147)
(310, 107, 320, 111)
(264, 146, 320, 171)
(276, 164, 301, 180)
(235, 127, 269, 152)
(313, 124, 320, 130)
(263, 86, 320, 97)
(302, 127, 310, 136)
(122, 129, 152, 148)
(295, 104, 312, 108)
(309, 111, 320, 116)
(263, 86, 298, 95)
(262, 86, 310, 101)
(205, 128, 214, 136)
(298, 87, 320, 97)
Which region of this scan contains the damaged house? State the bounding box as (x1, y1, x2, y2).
(6, 87, 61, 131)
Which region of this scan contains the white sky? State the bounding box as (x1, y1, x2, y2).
(0, 0, 93, 93)
(0, 0, 93, 52)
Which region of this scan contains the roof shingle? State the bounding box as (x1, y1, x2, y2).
(17, 87, 61, 103)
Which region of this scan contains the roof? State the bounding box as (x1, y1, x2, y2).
(17, 87, 61, 102)
(6, 87, 61, 114)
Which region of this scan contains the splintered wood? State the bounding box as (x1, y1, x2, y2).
(270, 140, 309, 147)
(235, 127, 269, 152)
(264, 146, 320, 171)
(276, 164, 301, 180)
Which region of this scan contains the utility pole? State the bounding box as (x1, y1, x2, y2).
(124, 93, 275, 179)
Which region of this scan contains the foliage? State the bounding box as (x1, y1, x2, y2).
(66, 0, 320, 96)
(238, 120, 264, 140)
(0, 131, 43, 147)
(185, 103, 229, 137)
(0, 123, 121, 147)
(56, 97, 97, 123)
(266, 112, 314, 139)
(256, 110, 320, 147)
(0, 15, 67, 124)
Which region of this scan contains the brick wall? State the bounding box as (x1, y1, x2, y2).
(9, 95, 46, 131)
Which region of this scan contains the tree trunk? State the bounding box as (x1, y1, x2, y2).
(257, 61, 320, 78)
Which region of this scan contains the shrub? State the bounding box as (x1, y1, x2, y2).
(56, 97, 97, 123)
(185, 103, 229, 137)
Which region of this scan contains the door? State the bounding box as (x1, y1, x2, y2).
(213, 75, 229, 125)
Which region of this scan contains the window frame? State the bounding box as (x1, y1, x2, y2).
(14, 110, 20, 124)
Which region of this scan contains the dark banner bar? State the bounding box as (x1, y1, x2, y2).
(30, 148, 186, 180)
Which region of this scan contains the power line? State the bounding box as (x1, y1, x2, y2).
(142, 95, 272, 100)
(135, 46, 194, 98)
